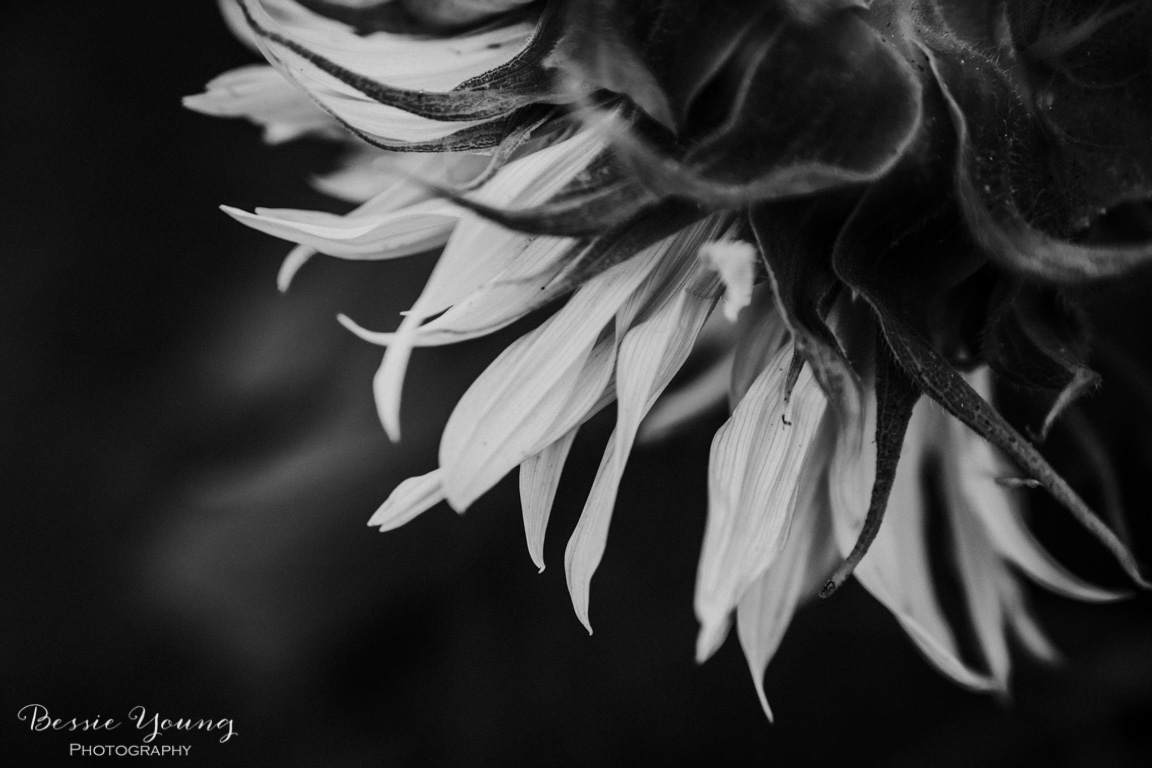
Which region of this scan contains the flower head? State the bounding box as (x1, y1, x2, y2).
(189, 0, 1151, 714)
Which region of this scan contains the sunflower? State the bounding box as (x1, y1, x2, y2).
(187, 0, 1151, 715)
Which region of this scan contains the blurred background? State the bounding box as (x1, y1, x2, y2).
(2, 2, 1150, 766)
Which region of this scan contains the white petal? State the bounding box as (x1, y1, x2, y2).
(695, 341, 828, 661)
(728, 287, 788, 407)
(368, 469, 444, 531)
(240, 0, 537, 142)
(438, 245, 663, 508)
(999, 575, 1060, 663)
(311, 149, 486, 205)
(374, 131, 602, 439)
(565, 284, 719, 632)
(955, 370, 1122, 603)
(266, 153, 487, 289)
(340, 236, 574, 349)
(393, 131, 602, 319)
(277, 244, 315, 292)
(183, 64, 340, 143)
(831, 394, 999, 691)
(736, 417, 839, 720)
(519, 430, 578, 573)
(251, 0, 535, 90)
(221, 197, 461, 259)
(941, 425, 1012, 689)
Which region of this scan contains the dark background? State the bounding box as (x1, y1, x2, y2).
(2, 2, 1150, 766)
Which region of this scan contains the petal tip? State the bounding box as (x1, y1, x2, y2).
(694, 616, 730, 664)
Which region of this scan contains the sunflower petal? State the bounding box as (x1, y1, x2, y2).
(830, 386, 999, 690)
(565, 282, 719, 632)
(881, 311, 1150, 591)
(954, 371, 1124, 603)
(439, 246, 662, 510)
(222, 198, 461, 260)
(735, 412, 838, 720)
(183, 64, 340, 143)
(239, 0, 547, 142)
(368, 469, 445, 531)
(820, 335, 920, 598)
(941, 440, 1012, 689)
(337, 234, 574, 348)
(519, 430, 578, 573)
(999, 575, 1060, 664)
(375, 130, 605, 439)
(311, 149, 487, 205)
(695, 340, 828, 661)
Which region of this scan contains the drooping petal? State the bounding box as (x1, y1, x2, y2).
(367, 469, 445, 531)
(249, 0, 537, 91)
(735, 413, 839, 719)
(565, 276, 720, 632)
(310, 148, 488, 204)
(998, 574, 1059, 664)
(221, 197, 461, 260)
(952, 371, 1123, 603)
(819, 334, 920, 598)
(374, 129, 605, 439)
(832, 122, 1150, 591)
(939, 434, 1012, 689)
(695, 340, 828, 661)
(278, 245, 315, 292)
(519, 430, 578, 572)
(830, 392, 998, 691)
(238, 0, 555, 144)
(338, 235, 574, 349)
(438, 245, 662, 510)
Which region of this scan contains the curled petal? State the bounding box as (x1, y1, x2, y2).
(239, 0, 546, 143)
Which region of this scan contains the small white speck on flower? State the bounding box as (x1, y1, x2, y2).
(699, 240, 757, 322)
